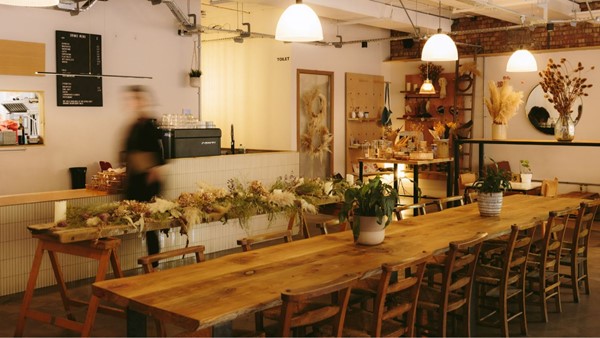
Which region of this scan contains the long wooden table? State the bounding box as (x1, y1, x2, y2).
(91, 195, 583, 335)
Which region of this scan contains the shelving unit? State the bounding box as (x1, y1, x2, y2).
(345, 72, 385, 175)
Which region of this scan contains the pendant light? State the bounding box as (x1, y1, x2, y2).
(506, 49, 537, 72)
(419, 62, 436, 94)
(0, 0, 58, 6)
(275, 0, 323, 42)
(506, 16, 537, 72)
(421, 0, 458, 61)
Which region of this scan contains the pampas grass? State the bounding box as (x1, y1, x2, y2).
(484, 79, 523, 125)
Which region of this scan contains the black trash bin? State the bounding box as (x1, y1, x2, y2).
(69, 167, 87, 189)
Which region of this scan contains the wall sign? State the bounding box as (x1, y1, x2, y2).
(55, 30, 103, 107)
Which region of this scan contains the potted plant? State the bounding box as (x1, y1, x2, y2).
(189, 69, 202, 88)
(473, 159, 511, 216)
(519, 160, 533, 184)
(339, 176, 398, 245)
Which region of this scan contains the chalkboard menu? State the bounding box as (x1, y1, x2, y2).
(56, 30, 103, 107)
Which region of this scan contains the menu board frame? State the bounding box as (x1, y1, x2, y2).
(55, 30, 103, 107)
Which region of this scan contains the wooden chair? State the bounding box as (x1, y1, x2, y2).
(416, 232, 488, 337)
(560, 199, 600, 302)
(459, 172, 477, 199)
(465, 191, 478, 204)
(237, 230, 293, 252)
(137, 245, 207, 337)
(475, 222, 538, 336)
(541, 177, 559, 197)
(394, 203, 427, 220)
(433, 195, 465, 212)
(275, 273, 359, 337)
(303, 213, 344, 235)
(526, 206, 577, 322)
(343, 254, 430, 337)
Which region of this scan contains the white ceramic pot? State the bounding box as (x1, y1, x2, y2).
(356, 215, 386, 245)
(520, 173, 533, 184)
(478, 192, 503, 217)
(491, 123, 507, 140)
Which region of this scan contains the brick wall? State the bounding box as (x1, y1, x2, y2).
(391, 16, 600, 59)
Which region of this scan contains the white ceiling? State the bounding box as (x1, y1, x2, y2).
(203, 0, 600, 36)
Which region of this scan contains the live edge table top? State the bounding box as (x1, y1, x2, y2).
(91, 195, 583, 332)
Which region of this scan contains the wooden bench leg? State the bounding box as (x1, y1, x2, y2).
(14, 240, 45, 337)
(48, 250, 77, 321)
(81, 248, 112, 337)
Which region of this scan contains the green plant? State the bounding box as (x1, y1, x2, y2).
(189, 69, 202, 77)
(339, 176, 398, 238)
(473, 159, 512, 193)
(520, 160, 532, 174)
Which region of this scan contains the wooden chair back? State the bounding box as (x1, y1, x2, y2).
(560, 199, 600, 302)
(433, 195, 465, 212)
(278, 273, 359, 337)
(526, 206, 577, 322)
(541, 177, 559, 197)
(497, 223, 538, 290)
(394, 203, 427, 220)
(417, 232, 487, 337)
(466, 191, 478, 204)
(370, 254, 430, 337)
(137, 245, 206, 274)
(237, 230, 293, 252)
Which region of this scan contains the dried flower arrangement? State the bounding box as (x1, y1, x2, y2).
(539, 58, 594, 117)
(58, 176, 341, 239)
(484, 77, 523, 125)
(429, 121, 457, 140)
(418, 62, 444, 83)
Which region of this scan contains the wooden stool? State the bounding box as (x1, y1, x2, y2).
(14, 234, 124, 337)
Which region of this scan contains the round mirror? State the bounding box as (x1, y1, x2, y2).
(525, 84, 582, 135)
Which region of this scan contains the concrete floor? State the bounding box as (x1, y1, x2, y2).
(1, 230, 599, 337)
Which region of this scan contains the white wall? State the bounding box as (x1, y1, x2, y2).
(0, 2, 199, 195)
(480, 49, 600, 194)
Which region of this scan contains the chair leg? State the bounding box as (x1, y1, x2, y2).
(500, 291, 509, 337)
(540, 285, 548, 323)
(583, 261, 591, 295)
(556, 286, 563, 314)
(572, 260, 580, 303)
(519, 290, 528, 336)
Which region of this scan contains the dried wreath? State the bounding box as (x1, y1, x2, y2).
(300, 88, 333, 160)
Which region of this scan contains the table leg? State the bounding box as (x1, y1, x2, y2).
(454, 140, 461, 196)
(413, 165, 419, 216)
(478, 144, 485, 177)
(127, 308, 148, 337)
(14, 241, 45, 337)
(446, 159, 453, 199)
(359, 160, 364, 182)
(47, 250, 76, 321)
(81, 250, 111, 337)
(393, 163, 398, 192)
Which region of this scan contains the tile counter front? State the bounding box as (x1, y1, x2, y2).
(0, 151, 299, 296)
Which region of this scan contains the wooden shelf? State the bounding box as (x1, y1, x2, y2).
(348, 144, 362, 149)
(397, 116, 438, 122)
(347, 118, 378, 122)
(403, 93, 440, 99)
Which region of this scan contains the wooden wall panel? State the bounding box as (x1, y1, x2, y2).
(0, 39, 45, 76)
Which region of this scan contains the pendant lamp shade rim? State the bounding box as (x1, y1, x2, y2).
(421, 33, 458, 61)
(0, 0, 58, 6)
(275, 2, 323, 42)
(506, 49, 538, 72)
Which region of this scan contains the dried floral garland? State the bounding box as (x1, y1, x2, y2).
(300, 88, 333, 160)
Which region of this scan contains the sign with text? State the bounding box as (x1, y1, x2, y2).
(56, 30, 103, 107)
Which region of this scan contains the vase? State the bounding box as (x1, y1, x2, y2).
(520, 173, 532, 184)
(356, 216, 386, 245)
(491, 123, 507, 140)
(554, 114, 575, 142)
(478, 192, 503, 217)
(434, 139, 450, 158)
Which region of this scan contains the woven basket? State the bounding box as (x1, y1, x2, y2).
(478, 192, 503, 216)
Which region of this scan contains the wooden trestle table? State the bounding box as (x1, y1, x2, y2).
(92, 195, 583, 336)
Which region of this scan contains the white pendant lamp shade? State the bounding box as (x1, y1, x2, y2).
(506, 49, 538, 72)
(0, 0, 58, 6)
(419, 79, 436, 94)
(275, 1, 323, 42)
(421, 31, 458, 61)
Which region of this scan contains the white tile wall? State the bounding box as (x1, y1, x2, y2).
(0, 152, 300, 297)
